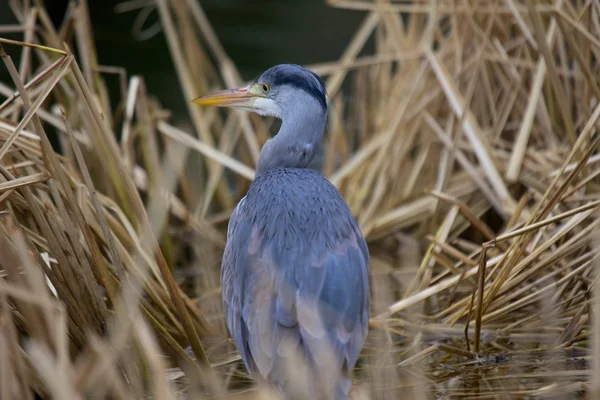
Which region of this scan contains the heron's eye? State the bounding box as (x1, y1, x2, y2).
(261, 83, 270, 94)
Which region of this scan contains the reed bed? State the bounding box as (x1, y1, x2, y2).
(0, 0, 599, 398)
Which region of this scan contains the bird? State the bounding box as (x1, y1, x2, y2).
(193, 64, 370, 400)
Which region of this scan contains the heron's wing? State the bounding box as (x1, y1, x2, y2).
(292, 223, 370, 375)
(222, 207, 369, 389)
(221, 209, 284, 378)
(221, 197, 265, 375)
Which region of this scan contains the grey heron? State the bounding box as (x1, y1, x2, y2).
(193, 64, 370, 400)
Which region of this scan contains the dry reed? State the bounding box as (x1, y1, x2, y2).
(1, 0, 600, 399)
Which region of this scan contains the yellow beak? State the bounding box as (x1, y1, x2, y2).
(192, 87, 259, 109)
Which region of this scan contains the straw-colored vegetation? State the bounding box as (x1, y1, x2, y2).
(1, 0, 599, 398)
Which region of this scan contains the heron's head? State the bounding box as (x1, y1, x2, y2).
(192, 64, 327, 119)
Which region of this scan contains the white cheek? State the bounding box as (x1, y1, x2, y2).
(253, 98, 282, 118)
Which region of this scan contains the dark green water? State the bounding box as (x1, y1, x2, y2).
(1, 0, 366, 123)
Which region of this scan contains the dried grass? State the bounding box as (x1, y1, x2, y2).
(1, 0, 600, 398)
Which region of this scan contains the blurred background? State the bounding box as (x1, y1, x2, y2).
(1, 0, 368, 124)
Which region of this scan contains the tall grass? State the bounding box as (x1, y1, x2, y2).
(0, 0, 599, 398)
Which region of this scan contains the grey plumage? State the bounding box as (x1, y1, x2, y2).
(194, 64, 370, 400)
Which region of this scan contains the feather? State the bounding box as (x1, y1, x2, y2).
(221, 168, 370, 399)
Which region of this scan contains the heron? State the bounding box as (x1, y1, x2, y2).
(193, 64, 370, 400)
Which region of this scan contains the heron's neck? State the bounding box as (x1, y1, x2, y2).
(256, 102, 326, 176)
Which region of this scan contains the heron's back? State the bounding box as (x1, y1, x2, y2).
(222, 168, 370, 399)
(244, 168, 362, 247)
